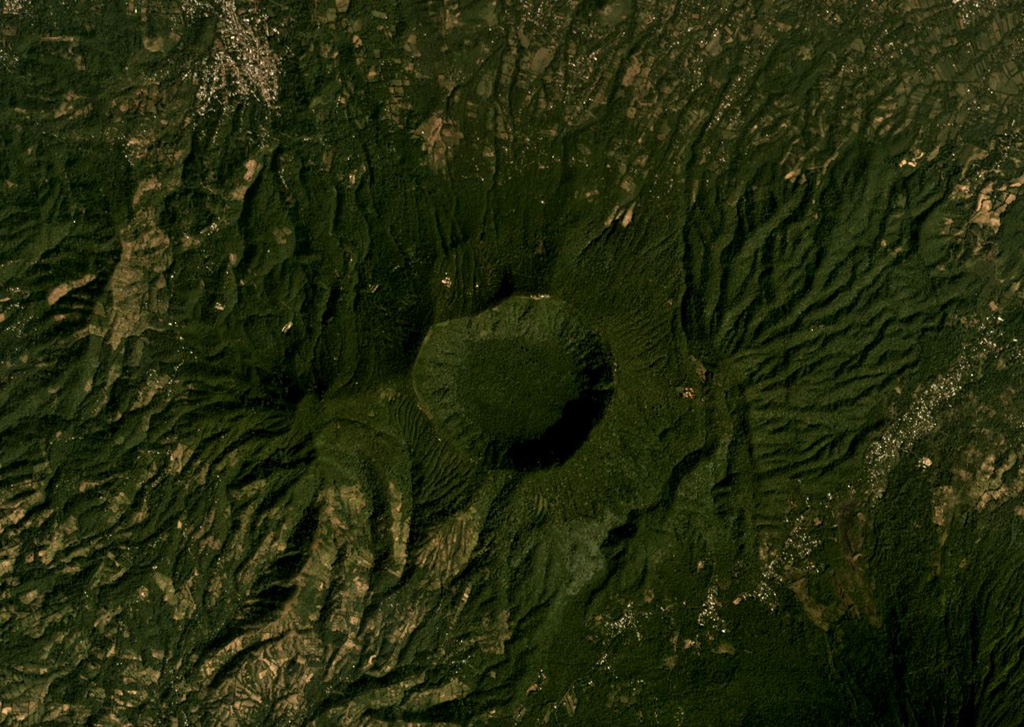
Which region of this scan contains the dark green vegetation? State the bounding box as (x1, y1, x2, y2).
(3, 0, 1024, 725)
(413, 295, 613, 468)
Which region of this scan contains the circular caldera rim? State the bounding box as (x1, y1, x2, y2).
(412, 295, 614, 470)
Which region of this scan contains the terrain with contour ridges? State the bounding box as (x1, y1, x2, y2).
(3, 0, 1024, 725)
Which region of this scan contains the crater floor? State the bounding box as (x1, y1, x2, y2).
(412, 295, 613, 469)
